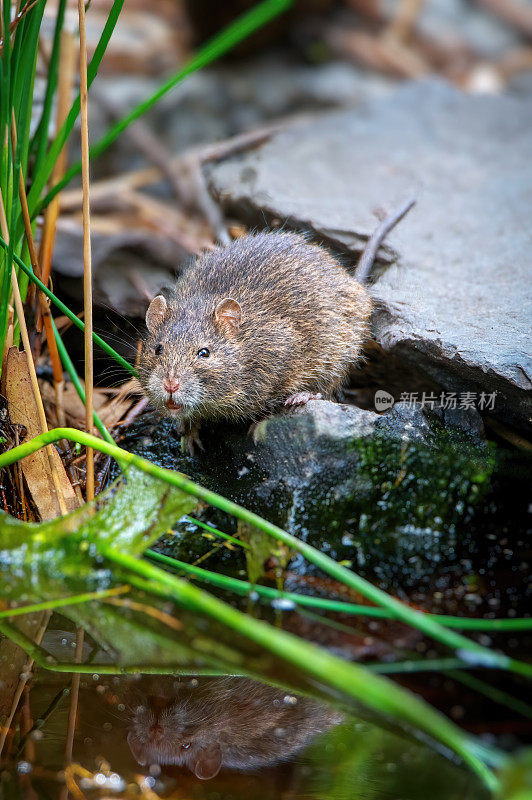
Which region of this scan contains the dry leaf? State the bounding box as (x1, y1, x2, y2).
(5, 348, 78, 519)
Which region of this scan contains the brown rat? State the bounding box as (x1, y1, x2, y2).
(127, 676, 342, 780)
(139, 231, 372, 452)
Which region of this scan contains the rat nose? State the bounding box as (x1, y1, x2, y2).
(163, 378, 179, 394)
(149, 722, 163, 738)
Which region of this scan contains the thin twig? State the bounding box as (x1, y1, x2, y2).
(20, 685, 36, 764)
(0, 612, 50, 759)
(383, 0, 425, 43)
(0, 585, 130, 619)
(121, 188, 211, 253)
(0, 0, 40, 54)
(174, 153, 230, 244)
(59, 123, 285, 212)
(78, 0, 94, 501)
(64, 764, 92, 800)
(91, 90, 229, 243)
(13, 428, 27, 522)
(483, 416, 532, 452)
(103, 597, 184, 630)
(354, 197, 416, 284)
(91, 86, 188, 203)
(116, 396, 148, 429)
(17, 687, 70, 757)
(476, 0, 532, 38)
(60, 627, 84, 800)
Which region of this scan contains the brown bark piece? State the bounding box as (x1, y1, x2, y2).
(5, 348, 78, 519)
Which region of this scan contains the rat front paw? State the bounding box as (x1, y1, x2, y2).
(284, 392, 322, 407)
(181, 424, 204, 456)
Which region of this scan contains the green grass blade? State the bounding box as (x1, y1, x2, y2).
(182, 515, 250, 549)
(0, 0, 13, 358)
(21, 2, 47, 172)
(30, 0, 68, 175)
(10, 1, 46, 252)
(51, 318, 114, 444)
(2, 0, 11, 109)
(1, 428, 530, 682)
(145, 549, 532, 631)
(0, 587, 128, 619)
(448, 670, 532, 721)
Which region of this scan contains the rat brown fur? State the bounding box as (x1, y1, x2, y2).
(139, 231, 372, 451)
(127, 676, 342, 779)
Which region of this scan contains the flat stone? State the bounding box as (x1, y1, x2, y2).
(205, 79, 532, 432)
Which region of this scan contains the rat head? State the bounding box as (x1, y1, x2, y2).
(127, 695, 222, 780)
(140, 293, 243, 420)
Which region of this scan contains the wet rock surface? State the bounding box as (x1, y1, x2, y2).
(204, 79, 532, 433)
(117, 400, 496, 589)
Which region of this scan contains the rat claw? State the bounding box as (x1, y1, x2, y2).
(181, 425, 204, 456)
(284, 392, 322, 407)
(248, 419, 268, 444)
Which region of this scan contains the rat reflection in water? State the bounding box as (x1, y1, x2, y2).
(127, 676, 343, 780)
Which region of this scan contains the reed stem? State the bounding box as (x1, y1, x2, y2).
(78, 0, 94, 501)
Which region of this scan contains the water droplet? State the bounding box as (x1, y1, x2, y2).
(283, 695, 297, 705)
(456, 649, 507, 668)
(109, 773, 124, 789)
(271, 597, 296, 611)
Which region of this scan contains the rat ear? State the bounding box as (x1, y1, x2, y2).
(127, 731, 147, 766)
(193, 743, 222, 780)
(146, 295, 167, 333)
(214, 297, 241, 332)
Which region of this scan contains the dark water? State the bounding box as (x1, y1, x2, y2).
(0, 661, 489, 800)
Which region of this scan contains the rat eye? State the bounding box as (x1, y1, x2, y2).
(197, 348, 210, 358)
(181, 742, 191, 750)
(154, 343, 163, 356)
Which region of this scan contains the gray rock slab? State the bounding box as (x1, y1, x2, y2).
(205, 79, 532, 432)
